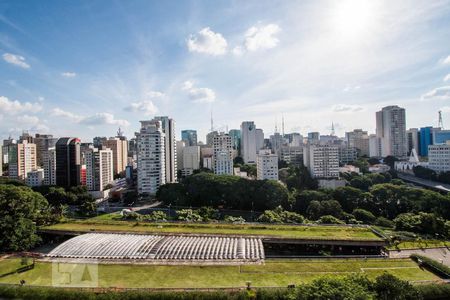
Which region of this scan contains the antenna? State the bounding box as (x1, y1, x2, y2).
(117, 127, 124, 137)
(331, 122, 335, 136)
(438, 110, 444, 129)
(275, 117, 278, 134)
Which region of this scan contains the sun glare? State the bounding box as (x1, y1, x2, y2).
(333, 0, 375, 39)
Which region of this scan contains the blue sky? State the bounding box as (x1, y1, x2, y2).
(1, 0, 450, 143)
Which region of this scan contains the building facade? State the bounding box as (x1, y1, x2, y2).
(181, 130, 197, 146)
(257, 149, 279, 180)
(102, 137, 128, 175)
(428, 142, 450, 173)
(55, 138, 81, 187)
(345, 129, 369, 157)
(85, 148, 114, 191)
(8, 141, 37, 181)
(241, 121, 257, 164)
(154, 116, 177, 183)
(303, 144, 339, 179)
(375, 105, 407, 158)
(213, 133, 233, 175)
(181, 146, 200, 177)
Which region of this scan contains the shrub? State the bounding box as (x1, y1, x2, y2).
(144, 211, 168, 222)
(352, 209, 376, 224)
(373, 273, 422, 300)
(374, 216, 394, 228)
(317, 215, 345, 224)
(410, 254, 450, 279)
(416, 283, 450, 300)
(176, 209, 203, 222)
(223, 215, 246, 224)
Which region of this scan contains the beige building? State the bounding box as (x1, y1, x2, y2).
(102, 137, 128, 175)
(346, 129, 369, 157)
(8, 141, 37, 181)
(85, 148, 114, 192)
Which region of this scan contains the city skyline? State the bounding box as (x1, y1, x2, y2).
(1, 0, 450, 142)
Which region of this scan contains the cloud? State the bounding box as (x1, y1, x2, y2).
(52, 108, 129, 126)
(146, 90, 164, 98)
(124, 100, 158, 115)
(442, 55, 450, 65)
(421, 86, 450, 100)
(332, 104, 364, 112)
(61, 72, 77, 78)
(182, 81, 216, 103)
(0, 96, 42, 114)
(187, 27, 227, 55)
(444, 74, 450, 82)
(440, 106, 450, 113)
(342, 85, 361, 92)
(17, 114, 40, 125)
(244, 24, 280, 51)
(2, 53, 30, 69)
(232, 46, 244, 56)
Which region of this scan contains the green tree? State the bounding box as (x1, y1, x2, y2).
(352, 208, 376, 224)
(156, 183, 187, 206)
(317, 215, 345, 224)
(373, 273, 422, 300)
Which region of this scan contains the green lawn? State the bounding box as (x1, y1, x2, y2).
(0, 258, 439, 288)
(41, 219, 382, 241)
(386, 240, 450, 250)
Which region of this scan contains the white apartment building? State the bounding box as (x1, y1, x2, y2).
(241, 121, 257, 164)
(182, 146, 200, 177)
(255, 128, 264, 152)
(303, 144, 339, 179)
(428, 142, 450, 172)
(26, 168, 44, 187)
(213, 134, 233, 175)
(369, 134, 382, 157)
(257, 149, 279, 180)
(43, 147, 56, 185)
(136, 120, 166, 195)
(8, 141, 37, 181)
(376, 105, 407, 158)
(154, 116, 177, 183)
(85, 148, 114, 192)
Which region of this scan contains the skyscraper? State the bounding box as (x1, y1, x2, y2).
(55, 138, 81, 187)
(8, 141, 37, 181)
(213, 133, 233, 175)
(34, 134, 58, 167)
(181, 130, 198, 146)
(228, 129, 241, 154)
(303, 144, 339, 179)
(241, 121, 257, 164)
(136, 120, 166, 195)
(102, 137, 128, 175)
(154, 116, 177, 183)
(85, 148, 114, 191)
(43, 147, 56, 186)
(376, 105, 407, 158)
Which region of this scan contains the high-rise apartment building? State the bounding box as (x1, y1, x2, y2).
(55, 138, 81, 187)
(181, 130, 197, 146)
(345, 129, 369, 157)
(85, 148, 114, 191)
(136, 120, 166, 195)
(154, 116, 177, 183)
(176, 140, 185, 171)
(34, 134, 58, 167)
(256, 129, 264, 152)
(241, 121, 257, 164)
(43, 147, 56, 185)
(181, 146, 200, 177)
(206, 131, 218, 146)
(303, 144, 339, 179)
(376, 105, 407, 158)
(280, 146, 303, 166)
(102, 137, 128, 175)
(8, 141, 37, 181)
(213, 133, 233, 175)
(257, 149, 279, 180)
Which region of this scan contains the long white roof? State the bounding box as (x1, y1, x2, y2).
(47, 233, 264, 262)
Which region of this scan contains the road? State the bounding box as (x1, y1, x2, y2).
(389, 247, 450, 266)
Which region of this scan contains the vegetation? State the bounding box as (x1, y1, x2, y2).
(413, 165, 450, 185)
(410, 254, 450, 279)
(257, 206, 304, 224)
(393, 212, 447, 237)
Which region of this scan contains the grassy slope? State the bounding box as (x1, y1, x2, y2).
(0, 258, 438, 288)
(386, 240, 450, 250)
(41, 219, 381, 240)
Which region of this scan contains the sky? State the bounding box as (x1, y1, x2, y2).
(1, 0, 450, 143)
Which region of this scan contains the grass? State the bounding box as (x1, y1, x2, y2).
(0, 258, 439, 288)
(386, 240, 450, 250)
(41, 218, 382, 241)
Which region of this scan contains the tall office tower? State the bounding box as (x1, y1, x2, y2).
(241, 121, 258, 164)
(176, 140, 185, 171)
(128, 138, 137, 157)
(213, 133, 233, 175)
(303, 144, 339, 179)
(256, 128, 264, 151)
(43, 147, 56, 185)
(284, 133, 303, 147)
(228, 129, 241, 154)
(345, 129, 369, 157)
(154, 116, 177, 183)
(85, 148, 114, 191)
(206, 131, 218, 146)
(8, 141, 37, 181)
(369, 134, 381, 157)
(269, 132, 284, 157)
(55, 138, 81, 187)
(307, 132, 320, 144)
(102, 137, 128, 175)
(181, 146, 200, 177)
(93, 137, 107, 148)
(181, 130, 197, 146)
(34, 134, 58, 167)
(406, 128, 419, 156)
(376, 105, 407, 158)
(19, 132, 34, 143)
(257, 149, 279, 180)
(428, 141, 450, 172)
(136, 120, 166, 195)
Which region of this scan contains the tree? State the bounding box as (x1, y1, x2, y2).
(384, 156, 398, 169)
(352, 209, 376, 224)
(0, 185, 52, 251)
(350, 176, 373, 191)
(156, 183, 187, 206)
(393, 212, 446, 236)
(373, 273, 421, 300)
(257, 206, 304, 224)
(293, 190, 330, 214)
(176, 209, 203, 222)
(317, 215, 345, 224)
(368, 157, 380, 165)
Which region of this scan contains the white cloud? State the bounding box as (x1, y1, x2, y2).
(244, 24, 281, 51)
(232, 46, 244, 56)
(182, 81, 216, 103)
(332, 104, 364, 112)
(342, 85, 361, 92)
(187, 27, 227, 55)
(421, 86, 450, 100)
(0, 96, 42, 114)
(2, 53, 30, 69)
(444, 74, 450, 82)
(440, 106, 450, 113)
(442, 55, 450, 65)
(61, 72, 77, 78)
(17, 114, 40, 125)
(51, 108, 129, 126)
(80, 112, 129, 127)
(147, 90, 164, 98)
(124, 100, 158, 115)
